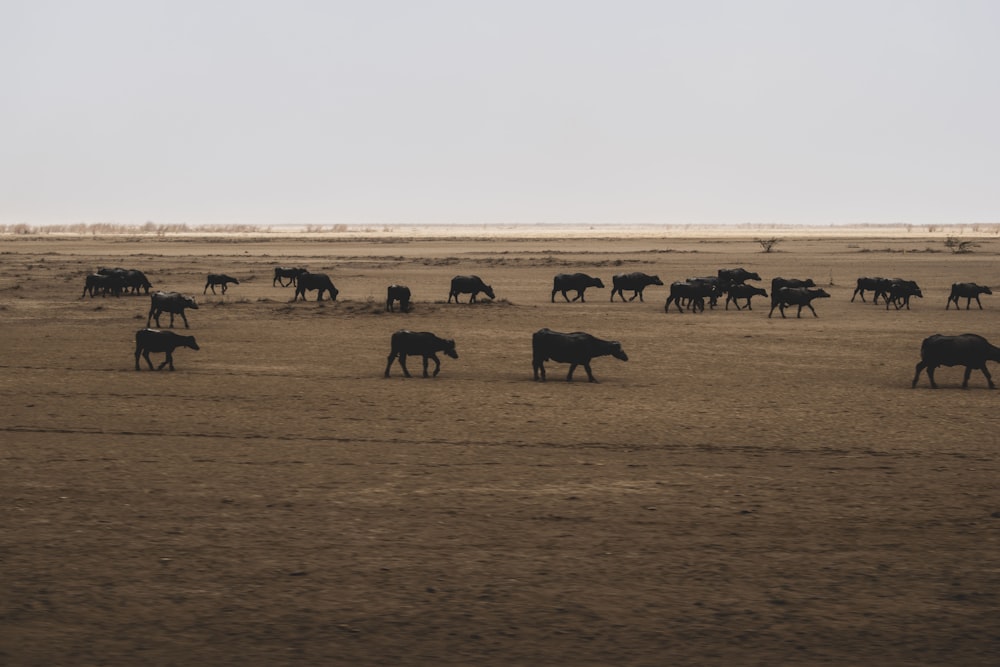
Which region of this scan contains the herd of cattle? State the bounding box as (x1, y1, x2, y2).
(79, 264, 998, 387)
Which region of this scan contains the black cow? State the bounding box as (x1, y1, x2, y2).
(718, 268, 762, 290)
(551, 273, 605, 303)
(851, 277, 890, 303)
(147, 291, 199, 328)
(884, 279, 922, 310)
(204, 274, 240, 294)
(532, 328, 628, 382)
(610, 272, 663, 302)
(725, 284, 768, 310)
(134, 328, 199, 371)
(664, 280, 715, 313)
(771, 277, 816, 293)
(947, 283, 992, 310)
(384, 330, 458, 378)
(386, 284, 412, 312)
(449, 275, 495, 303)
(912, 333, 1000, 389)
(273, 266, 307, 287)
(293, 272, 339, 301)
(82, 273, 123, 298)
(768, 287, 830, 318)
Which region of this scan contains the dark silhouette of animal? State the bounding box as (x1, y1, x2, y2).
(884, 279, 922, 310)
(147, 291, 199, 328)
(664, 280, 715, 313)
(273, 266, 307, 287)
(82, 273, 123, 298)
(768, 287, 830, 318)
(912, 333, 1000, 389)
(293, 272, 339, 301)
(684, 276, 725, 308)
(449, 275, 495, 303)
(851, 277, 891, 303)
(551, 273, 605, 302)
(947, 283, 992, 310)
(96, 267, 151, 295)
(725, 284, 768, 310)
(532, 328, 628, 382)
(384, 330, 457, 378)
(386, 285, 412, 312)
(718, 268, 762, 291)
(610, 272, 663, 302)
(204, 274, 240, 294)
(771, 277, 816, 293)
(134, 328, 199, 371)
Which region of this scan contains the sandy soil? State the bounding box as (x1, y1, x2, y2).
(2, 233, 999, 666)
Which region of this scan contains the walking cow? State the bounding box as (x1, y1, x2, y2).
(273, 267, 307, 287)
(204, 274, 240, 294)
(610, 272, 663, 302)
(384, 330, 458, 378)
(912, 333, 1000, 389)
(147, 291, 199, 329)
(947, 283, 992, 310)
(768, 287, 830, 318)
(448, 275, 495, 303)
(551, 273, 605, 302)
(532, 328, 628, 382)
(134, 328, 199, 371)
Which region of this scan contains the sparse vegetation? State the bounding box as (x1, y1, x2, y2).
(944, 236, 978, 254)
(756, 237, 781, 253)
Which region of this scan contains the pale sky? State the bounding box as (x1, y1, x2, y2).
(3, 1, 998, 226)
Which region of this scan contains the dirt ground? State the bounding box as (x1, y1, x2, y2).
(2, 233, 999, 666)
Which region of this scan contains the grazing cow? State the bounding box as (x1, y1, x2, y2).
(532, 328, 628, 382)
(134, 328, 199, 371)
(610, 272, 663, 302)
(123, 270, 152, 295)
(386, 284, 412, 312)
(204, 274, 240, 294)
(551, 273, 605, 303)
(384, 330, 458, 378)
(771, 277, 816, 293)
(147, 291, 199, 328)
(725, 284, 768, 310)
(768, 287, 830, 318)
(82, 273, 123, 298)
(852, 277, 890, 303)
(293, 272, 339, 301)
(884, 279, 922, 310)
(449, 275, 495, 303)
(912, 333, 1000, 389)
(664, 280, 716, 313)
(947, 283, 992, 310)
(273, 266, 307, 287)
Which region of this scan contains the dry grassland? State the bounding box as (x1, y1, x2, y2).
(2, 233, 999, 666)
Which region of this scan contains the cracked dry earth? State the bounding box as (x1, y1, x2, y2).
(2, 234, 1000, 666)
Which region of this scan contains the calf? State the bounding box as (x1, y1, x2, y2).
(551, 273, 604, 302)
(947, 283, 992, 310)
(386, 284, 412, 312)
(273, 266, 307, 287)
(384, 330, 458, 378)
(912, 333, 1000, 389)
(294, 272, 339, 301)
(449, 275, 495, 303)
(147, 291, 199, 328)
(134, 328, 199, 371)
(204, 274, 240, 294)
(768, 287, 830, 318)
(725, 284, 768, 310)
(610, 272, 663, 302)
(532, 328, 628, 382)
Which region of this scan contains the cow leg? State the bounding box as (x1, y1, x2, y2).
(982, 366, 995, 389)
(566, 364, 577, 381)
(745, 299, 752, 310)
(768, 303, 778, 318)
(429, 353, 442, 377)
(561, 290, 571, 302)
(962, 366, 973, 389)
(582, 363, 597, 383)
(912, 361, 926, 388)
(576, 290, 585, 302)
(157, 351, 174, 371)
(203, 283, 209, 294)
(384, 352, 399, 377)
(807, 303, 818, 317)
(146, 308, 154, 327)
(135, 344, 143, 370)
(398, 353, 412, 378)
(221, 284, 227, 294)
(926, 366, 938, 389)
(142, 350, 155, 370)
(533, 360, 545, 381)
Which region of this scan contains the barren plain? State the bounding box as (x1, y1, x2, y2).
(2, 232, 999, 666)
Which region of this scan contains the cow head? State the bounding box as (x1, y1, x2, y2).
(185, 336, 200, 351)
(443, 340, 458, 359)
(650, 275, 664, 286)
(982, 286, 993, 294)
(811, 289, 831, 299)
(483, 285, 496, 299)
(329, 285, 340, 301)
(185, 296, 199, 309)
(610, 342, 628, 361)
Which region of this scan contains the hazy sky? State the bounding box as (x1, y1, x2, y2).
(3, 1, 999, 226)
